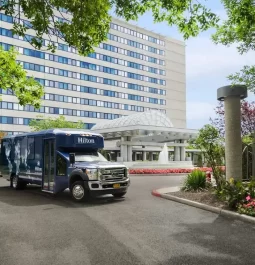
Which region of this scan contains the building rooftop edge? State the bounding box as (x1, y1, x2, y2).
(111, 16, 185, 46)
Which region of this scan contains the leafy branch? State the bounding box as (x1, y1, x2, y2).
(1, 0, 219, 55)
(0, 47, 44, 108)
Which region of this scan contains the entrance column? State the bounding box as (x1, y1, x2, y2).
(143, 151, 147, 161)
(120, 136, 127, 162)
(217, 85, 247, 180)
(180, 140, 186, 161)
(174, 146, 180, 161)
(126, 137, 132, 162)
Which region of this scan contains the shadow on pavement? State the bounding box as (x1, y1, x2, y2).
(166, 215, 255, 264)
(0, 184, 126, 208)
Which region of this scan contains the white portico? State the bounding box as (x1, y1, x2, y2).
(91, 111, 198, 166)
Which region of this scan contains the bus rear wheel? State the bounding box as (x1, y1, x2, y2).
(11, 175, 26, 190)
(71, 181, 89, 202)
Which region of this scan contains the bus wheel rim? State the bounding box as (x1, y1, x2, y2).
(13, 176, 18, 188)
(72, 185, 84, 200)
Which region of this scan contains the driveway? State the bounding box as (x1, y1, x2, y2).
(0, 175, 255, 265)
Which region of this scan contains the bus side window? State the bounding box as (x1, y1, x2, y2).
(34, 136, 42, 167)
(56, 154, 67, 176)
(27, 137, 35, 160)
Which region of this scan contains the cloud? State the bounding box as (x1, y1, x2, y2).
(132, 6, 255, 128)
(187, 101, 216, 120)
(186, 37, 255, 80)
(186, 101, 216, 128)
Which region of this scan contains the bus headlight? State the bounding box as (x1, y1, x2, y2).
(85, 169, 98, 180)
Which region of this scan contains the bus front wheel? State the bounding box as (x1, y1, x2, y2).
(71, 181, 89, 202)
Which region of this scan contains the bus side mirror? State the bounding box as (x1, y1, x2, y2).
(69, 153, 75, 165)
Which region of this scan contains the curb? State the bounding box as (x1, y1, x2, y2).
(152, 190, 255, 225)
(151, 189, 161, 197)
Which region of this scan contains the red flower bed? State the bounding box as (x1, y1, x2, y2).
(129, 167, 225, 175)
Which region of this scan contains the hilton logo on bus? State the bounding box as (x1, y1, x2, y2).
(77, 137, 95, 144)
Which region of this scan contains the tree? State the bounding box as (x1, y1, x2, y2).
(29, 115, 84, 131)
(228, 66, 255, 92)
(194, 124, 225, 188)
(0, 47, 44, 108)
(211, 0, 255, 90)
(210, 100, 255, 138)
(0, 0, 219, 56)
(1, 1, 254, 89)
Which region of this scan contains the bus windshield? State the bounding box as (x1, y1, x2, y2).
(75, 152, 107, 162)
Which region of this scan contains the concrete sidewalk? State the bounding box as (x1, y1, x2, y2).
(152, 186, 255, 225)
(152, 186, 179, 195)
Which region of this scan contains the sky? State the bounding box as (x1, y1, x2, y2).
(118, 0, 255, 129)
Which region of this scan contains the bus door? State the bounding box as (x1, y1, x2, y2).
(42, 138, 55, 192)
(54, 151, 69, 193)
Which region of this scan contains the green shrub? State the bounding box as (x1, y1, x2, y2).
(248, 179, 255, 198)
(217, 179, 246, 209)
(217, 178, 255, 209)
(182, 169, 206, 191)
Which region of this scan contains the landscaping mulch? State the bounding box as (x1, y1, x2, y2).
(170, 190, 229, 209)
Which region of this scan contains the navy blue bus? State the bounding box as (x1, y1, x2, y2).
(0, 129, 130, 202)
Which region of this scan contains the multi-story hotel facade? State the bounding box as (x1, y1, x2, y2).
(0, 11, 186, 135)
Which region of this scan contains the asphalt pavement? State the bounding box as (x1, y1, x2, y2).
(0, 175, 255, 265)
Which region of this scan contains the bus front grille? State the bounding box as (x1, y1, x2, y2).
(100, 168, 126, 182)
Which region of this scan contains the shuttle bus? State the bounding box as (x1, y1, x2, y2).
(0, 129, 130, 202)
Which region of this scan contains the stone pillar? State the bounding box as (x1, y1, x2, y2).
(174, 146, 180, 161)
(143, 151, 147, 161)
(180, 140, 186, 161)
(120, 136, 127, 162)
(217, 85, 247, 180)
(126, 137, 132, 162)
(127, 146, 132, 162)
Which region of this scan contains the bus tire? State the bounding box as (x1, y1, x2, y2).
(11, 175, 25, 190)
(71, 181, 89, 202)
(113, 192, 126, 198)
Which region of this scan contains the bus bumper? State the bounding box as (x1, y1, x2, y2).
(85, 178, 130, 197)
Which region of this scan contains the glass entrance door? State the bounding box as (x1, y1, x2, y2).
(43, 139, 55, 192)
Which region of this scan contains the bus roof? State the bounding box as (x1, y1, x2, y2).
(3, 128, 103, 139)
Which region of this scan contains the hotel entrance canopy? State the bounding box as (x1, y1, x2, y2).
(91, 111, 197, 142)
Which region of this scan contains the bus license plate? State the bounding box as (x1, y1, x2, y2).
(113, 184, 120, 189)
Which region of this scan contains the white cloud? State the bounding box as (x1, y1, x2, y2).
(186, 101, 217, 129)
(186, 37, 255, 80)
(187, 101, 216, 121)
